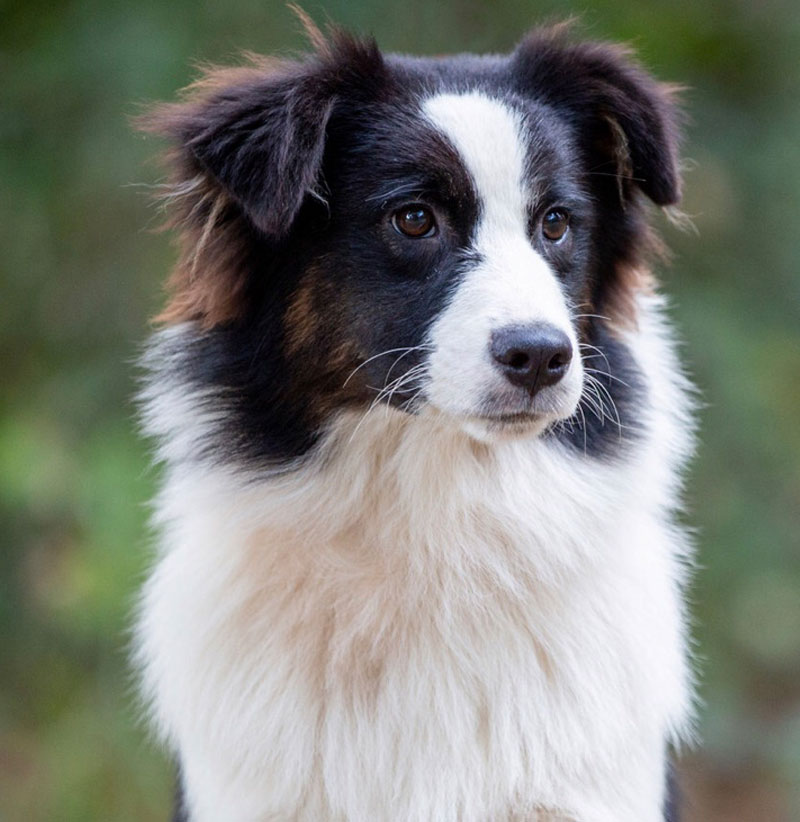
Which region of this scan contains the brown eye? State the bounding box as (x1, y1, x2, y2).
(542, 209, 570, 242)
(392, 204, 437, 238)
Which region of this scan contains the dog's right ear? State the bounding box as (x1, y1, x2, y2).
(145, 33, 385, 238)
(139, 31, 385, 326)
(179, 69, 336, 238)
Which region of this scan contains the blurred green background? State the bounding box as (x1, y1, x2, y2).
(1, 0, 798, 819)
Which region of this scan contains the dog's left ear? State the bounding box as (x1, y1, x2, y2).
(512, 25, 683, 206)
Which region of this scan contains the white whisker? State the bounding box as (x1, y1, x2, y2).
(584, 366, 631, 389)
(342, 345, 433, 388)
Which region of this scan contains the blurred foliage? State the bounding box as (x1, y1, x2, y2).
(1, 0, 798, 819)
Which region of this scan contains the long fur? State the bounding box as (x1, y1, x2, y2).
(135, 20, 696, 822)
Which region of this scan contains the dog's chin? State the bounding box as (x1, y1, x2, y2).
(418, 372, 585, 444)
(459, 412, 556, 443)
(394, 388, 581, 444)
(418, 404, 565, 444)
(429, 391, 583, 443)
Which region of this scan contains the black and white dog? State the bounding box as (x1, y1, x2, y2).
(136, 19, 695, 822)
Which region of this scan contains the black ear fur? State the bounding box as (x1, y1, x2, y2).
(149, 31, 386, 239)
(512, 25, 683, 206)
(184, 71, 337, 237)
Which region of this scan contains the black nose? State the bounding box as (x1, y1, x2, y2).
(490, 324, 573, 393)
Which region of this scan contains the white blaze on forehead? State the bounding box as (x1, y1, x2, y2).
(423, 91, 530, 234)
(421, 91, 582, 424)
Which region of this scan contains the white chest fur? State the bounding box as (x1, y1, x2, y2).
(136, 298, 694, 822)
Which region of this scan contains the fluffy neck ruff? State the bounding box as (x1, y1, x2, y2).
(138, 301, 694, 821)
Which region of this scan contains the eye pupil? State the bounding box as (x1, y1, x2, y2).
(542, 209, 570, 242)
(393, 205, 436, 238)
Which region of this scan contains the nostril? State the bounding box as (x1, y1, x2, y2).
(508, 350, 530, 370)
(547, 349, 572, 372)
(490, 323, 573, 393)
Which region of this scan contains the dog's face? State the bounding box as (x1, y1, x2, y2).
(306, 88, 591, 442)
(145, 26, 681, 462)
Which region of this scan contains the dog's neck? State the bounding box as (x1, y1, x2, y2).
(160, 406, 641, 597)
(144, 395, 693, 822)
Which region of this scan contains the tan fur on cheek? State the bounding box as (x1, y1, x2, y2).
(282, 272, 368, 418)
(284, 274, 320, 356)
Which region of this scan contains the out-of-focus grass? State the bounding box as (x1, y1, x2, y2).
(1, 0, 798, 819)
(0, 416, 170, 819)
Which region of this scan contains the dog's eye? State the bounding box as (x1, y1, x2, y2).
(542, 209, 570, 242)
(392, 204, 437, 238)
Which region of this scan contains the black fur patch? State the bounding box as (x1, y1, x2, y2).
(549, 318, 645, 458)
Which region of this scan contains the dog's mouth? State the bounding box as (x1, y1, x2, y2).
(454, 409, 556, 441)
(416, 385, 582, 442)
(476, 411, 546, 427)
(454, 386, 583, 440)
(472, 394, 574, 430)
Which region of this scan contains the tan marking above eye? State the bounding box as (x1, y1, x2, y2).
(392, 204, 437, 238)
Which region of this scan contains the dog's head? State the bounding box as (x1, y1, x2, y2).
(143, 21, 682, 461)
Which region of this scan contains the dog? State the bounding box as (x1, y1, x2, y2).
(135, 18, 696, 822)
